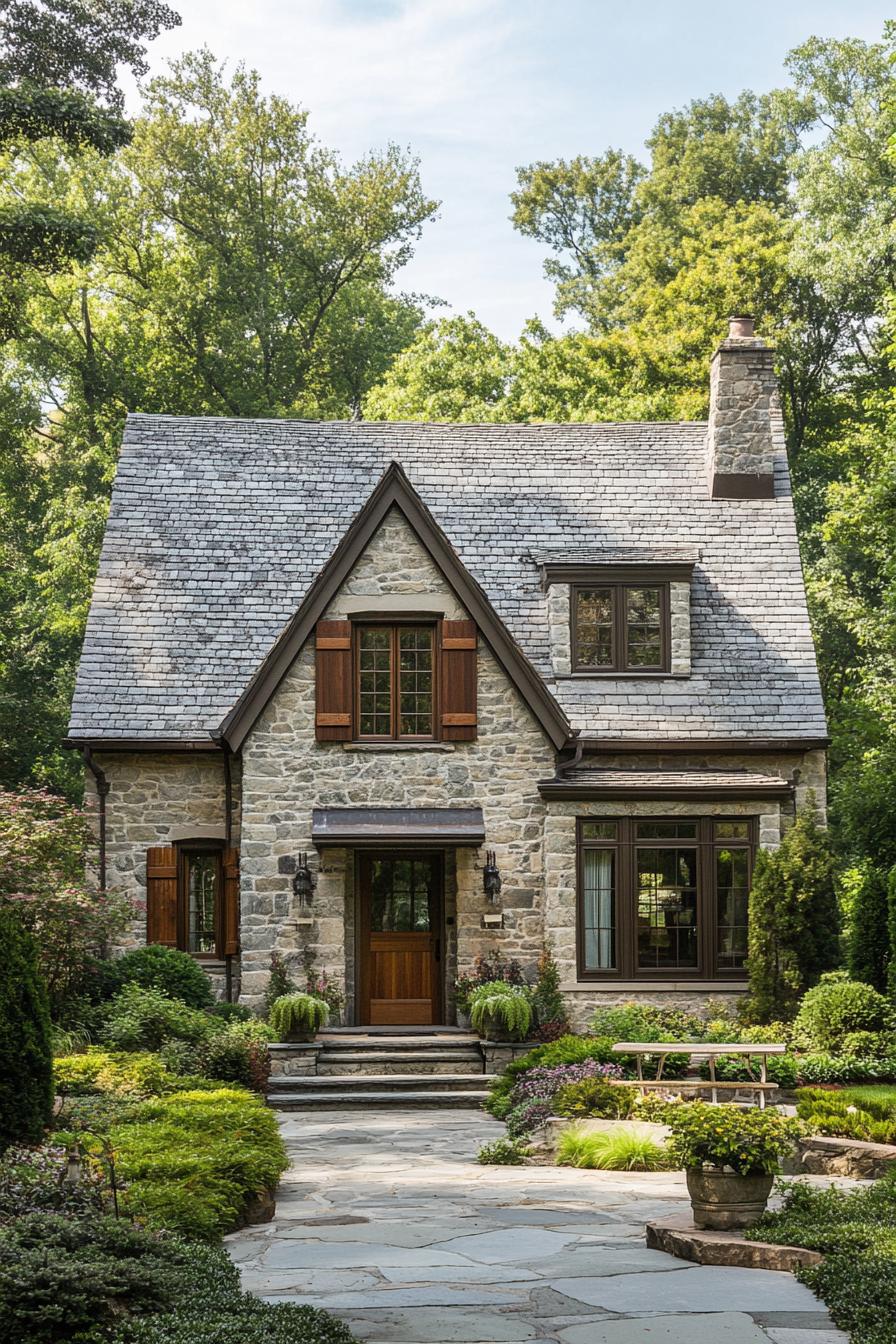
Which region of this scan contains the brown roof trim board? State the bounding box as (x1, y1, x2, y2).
(218, 461, 572, 752)
(64, 737, 222, 753)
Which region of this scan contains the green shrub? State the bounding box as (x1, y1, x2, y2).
(0, 1213, 200, 1344)
(110, 1087, 288, 1238)
(556, 1125, 670, 1171)
(207, 1001, 253, 1023)
(587, 1001, 691, 1078)
(106, 945, 214, 1009)
(531, 944, 568, 1036)
(476, 1137, 529, 1165)
(116, 1298, 358, 1344)
(54, 1048, 210, 1098)
(483, 1034, 615, 1116)
(100, 985, 217, 1052)
(796, 1052, 896, 1085)
(746, 802, 839, 1022)
(469, 981, 533, 1040)
(795, 1087, 896, 1144)
(160, 1021, 275, 1092)
(841, 1030, 893, 1059)
(504, 1100, 553, 1138)
(264, 951, 298, 1014)
(553, 1079, 637, 1119)
(666, 1101, 800, 1175)
(269, 991, 329, 1039)
(0, 899, 53, 1151)
(749, 1173, 896, 1344)
(848, 864, 892, 993)
(793, 974, 895, 1054)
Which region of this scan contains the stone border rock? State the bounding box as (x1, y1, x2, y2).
(798, 1134, 896, 1180)
(646, 1214, 821, 1272)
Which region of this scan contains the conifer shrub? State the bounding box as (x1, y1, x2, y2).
(0, 899, 53, 1151)
(746, 801, 840, 1021)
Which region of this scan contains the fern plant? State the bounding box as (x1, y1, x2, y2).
(269, 992, 329, 1041)
(469, 981, 533, 1041)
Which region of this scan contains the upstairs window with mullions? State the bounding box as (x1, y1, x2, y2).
(573, 584, 668, 673)
(356, 624, 435, 739)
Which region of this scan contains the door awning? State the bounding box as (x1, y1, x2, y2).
(311, 806, 485, 848)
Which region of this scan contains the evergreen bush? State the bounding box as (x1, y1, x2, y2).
(848, 865, 891, 992)
(793, 974, 894, 1054)
(0, 899, 53, 1151)
(746, 802, 840, 1021)
(99, 985, 216, 1052)
(106, 945, 214, 1009)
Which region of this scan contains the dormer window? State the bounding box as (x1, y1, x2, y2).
(572, 584, 669, 674)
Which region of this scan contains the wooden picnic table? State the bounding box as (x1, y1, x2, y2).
(611, 1041, 786, 1108)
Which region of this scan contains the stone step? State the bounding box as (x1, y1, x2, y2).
(318, 1059, 484, 1076)
(316, 1034, 479, 1051)
(268, 1088, 490, 1110)
(269, 1072, 488, 1093)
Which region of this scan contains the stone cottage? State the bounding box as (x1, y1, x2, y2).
(67, 317, 827, 1027)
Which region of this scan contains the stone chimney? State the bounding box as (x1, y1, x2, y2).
(706, 315, 781, 498)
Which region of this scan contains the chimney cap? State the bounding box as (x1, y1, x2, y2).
(727, 314, 756, 339)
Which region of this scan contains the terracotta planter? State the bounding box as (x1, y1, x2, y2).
(686, 1167, 774, 1230)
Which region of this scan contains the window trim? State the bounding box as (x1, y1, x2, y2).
(174, 841, 225, 959)
(575, 816, 754, 982)
(352, 619, 440, 743)
(571, 583, 671, 675)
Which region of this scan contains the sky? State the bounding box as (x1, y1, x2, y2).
(126, 0, 893, 341)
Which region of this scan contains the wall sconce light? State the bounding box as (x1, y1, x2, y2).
(483, 850, 502, 904)
(292, 853, 315, 908)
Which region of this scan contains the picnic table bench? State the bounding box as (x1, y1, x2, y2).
(611, 1041, 787, 1108)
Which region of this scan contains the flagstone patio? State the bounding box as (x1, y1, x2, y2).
(224, 1109, 848, 1344)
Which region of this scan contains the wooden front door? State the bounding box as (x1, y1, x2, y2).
(358, 853, 443, 1025)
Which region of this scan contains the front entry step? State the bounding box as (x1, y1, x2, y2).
(268, 1076, 490, 1110)
(317, 1051, 484, 1076)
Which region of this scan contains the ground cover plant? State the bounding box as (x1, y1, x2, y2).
(796, 1086, 896, 1144)
(476, 1137, 530, 1165)
(749, 1171, 896, 1344)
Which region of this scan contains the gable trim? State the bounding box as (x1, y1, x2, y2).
(217, 462, 571, 751)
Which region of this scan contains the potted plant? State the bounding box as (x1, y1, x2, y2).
(469, 981, 533, 1042)
(453, 974, 477, 1028)
(269, 991, 329, 1042)
(667, 1102, 800, 1230)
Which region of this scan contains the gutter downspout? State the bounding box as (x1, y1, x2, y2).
(223, 744, 234, 1003)
(82, 748, 109, 893)
(556, 731, 584, 777)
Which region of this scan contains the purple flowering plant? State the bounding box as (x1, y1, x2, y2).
(510, 1058, 623, 1107)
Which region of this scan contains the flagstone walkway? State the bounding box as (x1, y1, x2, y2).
(225, 1109, 847, 1344)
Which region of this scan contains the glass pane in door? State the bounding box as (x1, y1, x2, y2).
(369, 857, 437, 932)
(636, 846, 699, 969)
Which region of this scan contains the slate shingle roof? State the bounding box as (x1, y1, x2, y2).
(68, 414, 827, 744)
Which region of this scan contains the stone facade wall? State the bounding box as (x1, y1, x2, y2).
(238, 508, 556, 1016)
(546, 580, 691, 678)
(84, 750, 240, 998)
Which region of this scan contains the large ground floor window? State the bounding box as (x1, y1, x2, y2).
(577, 816, 754, 980)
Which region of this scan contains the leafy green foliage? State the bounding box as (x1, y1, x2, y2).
(107, 944, 214, 1009)
(53, 1047, 207, 1098)
(666, 1101, 801, 1176)
(749, 1173, 896, 1344)
(531, 943, 569, 1038)
(796, 1087, 896, 1144)
(792, 974, 894, 1053)
(746, 805, 840, 1022)
(161, 1021, 274, 1093)
(0, 898, 52, 1150)
(268, 991, 329, 1040)
(469, 981, 533, 1041)
(109, 1087, 288, 1238)
(476, 1137, 530, 1165)
(697, 1054, 799, 1089)
(553, 1079, 637, 1119)
(556, 1125, 671, 1171)
(99, 984, 216, 1052)
(264, 951, 298, 1014)
(0, 1142, 109, 1218)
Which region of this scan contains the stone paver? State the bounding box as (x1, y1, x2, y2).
(225, 1109, 847, 1344)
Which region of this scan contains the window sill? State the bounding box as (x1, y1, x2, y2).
(341, 742, 456, 753)
(562, 980, 748, 993)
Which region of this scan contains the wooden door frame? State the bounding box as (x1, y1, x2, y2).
(354, 849, 445, 1026)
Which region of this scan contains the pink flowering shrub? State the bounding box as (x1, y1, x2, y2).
(0, 788, 133, 1016)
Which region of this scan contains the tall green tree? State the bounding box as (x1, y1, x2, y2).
(847, 864, 891, 992)
(0, 896, 53, 1149)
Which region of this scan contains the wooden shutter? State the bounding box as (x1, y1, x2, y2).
(315, 619, 353, 741)
(146, 846, 178, 947)
(440, 619, 478, 741)
(222, 848, 240, 956)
